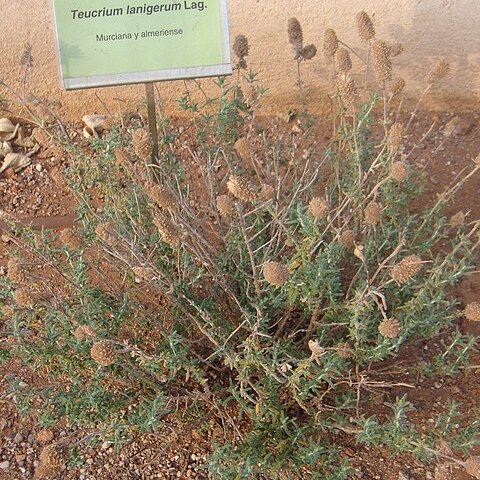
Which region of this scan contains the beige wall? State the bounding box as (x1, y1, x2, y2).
(1, 0, 479, 120)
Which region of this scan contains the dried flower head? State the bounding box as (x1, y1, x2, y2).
(389, 43, 403, 57)
(59, 228, 82, 250)
(356, 11, 375, 42)
(323, 29, 338, 58)
(261, 184, 275, 201)
(7, 258, 28, 285)
(387, 122, 404, 150)
(227, 175, 258, 202)
(389, 77, 406, 97)
(308, 197, 328, 220)
(90, 340, 117, 367)
(336, 342, 353, 359)
(465, 456, 480, 479)
(144, 181, 176, 211)
(300, 44, 317, 61)
(95, 222, 118, 248)
(132, 129, 152, 161)
(364, 201, 383, 226)
(449, 211, 465, 227)
(340, 229, 356, 249)
(153, 214, 182, 246)
(263, 261, 289, 287)
(233, 34, 249, 69)
(335, 48, 352, 74)
(372, 40, 392, 84)
(378, 318, 401, 338)
(74, 325, 95, 341)
(464, 303, 480, 322)
(288, 18, 304, 57)
(425, 59, 450, 85)
(390, 254, 422, 284)
(216, 194, 236, 218)
(390, 161, 408, 182)
(234, 136, 249, 162)
(36, 443, 68, 478)
(13, 288, 36, 308)
(338, 75, 358, 109)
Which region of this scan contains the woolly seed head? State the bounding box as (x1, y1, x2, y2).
(263, 261, 289, 287)
(356, 11, 375, 42)
(308, 197, 328, 220)
(37, 443, 68, 477)
(372, 40, 392, 84)
(389, 77, 406, 97)
(7, 258, 28, 285)
(449, 211, 465, 227)
(464, 303, 480, 322)
(340, 229, 356, 249)
(227, 175, 258, 202)
(390, 162, 408, 182)
(323, 29, 338, 58)
(335, 48, 352, 74)
(288, 18, 304, 56)
(13, 288, 36, 308)
(74, 325, 95, 341)
(378, 318, 401, 339)
(388, 122, 404, 150)
(144, 181, 176, 211)
(59, 228, 82, 250)
(233, 34, 249, 63)
(364, 201, 383, 226)
(390, 254, 422, 284)
(336, 342, 353, 359)
(90, 340, 117, 367)
(153, 214, 182, 246)
(465, 457, 480, 479)
(389, 43, 403, 57)
(425, 59, 450, 85)
(338, 75, 358, 109)
(131, 129, 152, 161)
(216, 194, 236, 218)
(300, 44, 317, 61)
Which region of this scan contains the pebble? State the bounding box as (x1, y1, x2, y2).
(0, 461, 10, 469)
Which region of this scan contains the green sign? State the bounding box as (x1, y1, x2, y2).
(50, 0, 231, 89)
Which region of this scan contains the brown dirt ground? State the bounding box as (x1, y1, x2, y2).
(0, 109, 479, 479)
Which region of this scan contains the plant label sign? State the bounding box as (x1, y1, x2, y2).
(50, 0, 232, 89)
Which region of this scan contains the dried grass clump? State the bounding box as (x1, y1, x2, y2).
(425, 59, 450, 85)
(263, 262, 289, 287)
(153, 214, 182, 246)
(464, 303, 480, 322)
(308, 197, 328, 220)
(7, 258, 28, 285)
(90, 341, 117, 367)
(59, 228, 82, 250)
(35, 443, 68, 479)
(216, 194, 236, 218)
(74, 325, 95, 341)
(378, 318, 401, 338)
(323, 29, 338, 58)
(335, 48, 352, 74)
(144, 181, 176, 211)
(465, 457, 480, 479)
(132, 129, 152, 161)
(364, 201, 383, 226)
(356, 11, 375, 42)
(372, 40, 392, 84)
(288, 17, 304, 58)
(227, 175, 258, 202)
(390, 161, 408, 182)
(390, 255, 422, 284)
(233, 34, 249, 69)
(340, 230, 356, 249)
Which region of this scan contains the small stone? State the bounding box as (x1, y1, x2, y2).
(434, 382, 442, 389)
(0, 461, 10, 469)
(14, 432, 24, 443)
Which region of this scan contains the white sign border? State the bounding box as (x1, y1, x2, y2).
(50, 0, 232, 90)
